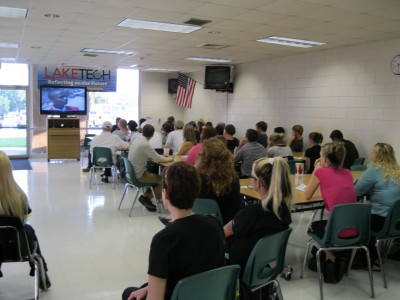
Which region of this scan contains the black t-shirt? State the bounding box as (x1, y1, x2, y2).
(226, 138, 240, 153)
(304, 145, 321, 173)
(257, 133, 268, 148)
(199, 175, 243, 225)
(148, 214, 226, 300)
(343, 139, 359, 169)
(227, 202, 292, 271)
(290, 138, 303, 152)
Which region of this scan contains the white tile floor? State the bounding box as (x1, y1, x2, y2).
(1, 158, 399, 300)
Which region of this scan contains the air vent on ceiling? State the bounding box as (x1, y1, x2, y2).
(183, 18, 211, 26)
(196, 43, 229, 50)
(83, 53, 98, 57)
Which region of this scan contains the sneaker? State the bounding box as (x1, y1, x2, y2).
(82, 167, 90, 172)
(139, 196, 157, 212)
(39, 273, 51, 290)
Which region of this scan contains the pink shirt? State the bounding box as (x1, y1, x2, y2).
(185, 143, 202, 165)
(314, 166, 357, 213)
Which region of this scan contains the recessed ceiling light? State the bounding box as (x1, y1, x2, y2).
(0, 6, 27, 19)
(257, 36, 326, 48)
(145, 67, 179, 72)
(0, 43, 19, 49)
(44, 13, 60, 18)
(186, 57, 232, 63)
(1, 57, 16, 62)
(81, 48, 136, 55)
(117, 19, 202, 34)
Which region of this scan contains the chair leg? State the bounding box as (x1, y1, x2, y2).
(30, 258, 39, 299)
(300, 239, 313, 278)
(347, 249, 357, 275)
(316, 249, 325, 300)
(129, 189, 140, 217)
(89, 168, 93, 189)
(35, 255, 47, 291)
(362, 246, 375, 298)
(149, 187, 159, 213)
(112, 166, 116, 189)
(375, 239, 387, 289)
(273, 280, 284, 300)
(382, 239, 394, 263)
(118, 184, 129, 210)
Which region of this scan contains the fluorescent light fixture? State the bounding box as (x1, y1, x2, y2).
(145, 67, 179, 72)
(186, 57, 232, 63)
(117, 19, 202, 34)
(1, 57, 16, 62)
(257, 36, 326, 48)
(81, 48, 136, 55)
(0, 6, 27, 18)
(0, 43, 19, 49)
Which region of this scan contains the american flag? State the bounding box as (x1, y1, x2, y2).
(176, 73, 196, 109)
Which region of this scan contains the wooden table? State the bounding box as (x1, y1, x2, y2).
(240, 171, 364, 212)
(157, 155, 185, 167)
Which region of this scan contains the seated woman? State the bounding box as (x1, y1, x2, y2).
(305, 142, 357, 262)
(267, 133, 293, 159)
(224, 157, 293, 271)
(196, 137, 242, 225)
(185, 126, 217, 165)
(177, 123, 197, 155)
(122, 161, 225, 300)
(355, 143, 400, 231)
(0, 151, 50, 289)
(304, 132, 323, 173)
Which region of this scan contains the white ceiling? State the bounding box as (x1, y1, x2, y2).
(1, 0, 400, 72)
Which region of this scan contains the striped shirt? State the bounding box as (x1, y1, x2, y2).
(234, 142, 266, 177)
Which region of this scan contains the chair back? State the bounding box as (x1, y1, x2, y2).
(83, 134, 96, 149)
(0, 216, 31, 262)
(192, 198, 223, 224)
(122, 157, 144, 187)
(170, 264, 240, 300)
(322, 203, 371, 247)
(373, 199, 400, 238)
(92, 147, 113, 167)
(242, 228, 292, 289)
(350, 165, 367, 171)
(287, 160, 296, 174)
(352, 157, 365, 166)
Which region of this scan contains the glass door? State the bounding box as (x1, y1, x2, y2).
(0, 86, 28, 157)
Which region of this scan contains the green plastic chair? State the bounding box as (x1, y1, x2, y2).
(90, 147, 117, 189)
(81, 133, 96, 165)
(192, 198, 223, 224)
(241, 228, 292, 300)
(287, 160, 296, 175)
(0, 216, 48, 298)
(300, 203, 374, 300)
(352, 157, 365, 166)
(118, 157, 158, 216)
(371, 199, 400, 289)
(170, 264, 241, 300)
(350, 165, 367, 171)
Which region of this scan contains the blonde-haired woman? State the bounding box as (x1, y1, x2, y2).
(224, 157, 293, 271)
(355, 143, 400, 231)
(196, 137, 242, 225)
(267, 133, 293, 159)
(0, 151, 50, 289)
(177, 124, 197, 155)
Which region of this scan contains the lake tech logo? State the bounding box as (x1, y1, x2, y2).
(37, 66, 117, 92)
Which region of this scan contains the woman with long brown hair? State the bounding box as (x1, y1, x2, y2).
(177, 123, 197, 155)
(196, 137, 242, 224)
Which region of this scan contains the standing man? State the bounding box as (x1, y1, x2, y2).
(164, 120, 184, 154)
(128, 124, 173, 211)
(256, 121, 268, 147)
(89, 121, 129, 182)
(330, 130, 360, 169)
(234, 129, 266, 178)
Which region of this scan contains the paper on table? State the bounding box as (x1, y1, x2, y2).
(241, 185, 253, 189)
(296, 184, 307, 192)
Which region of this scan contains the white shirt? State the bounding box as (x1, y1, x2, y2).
(149, 130, 163, 149)
(128, 136, 172, 178)
(164, 129, 183, 154)
(90, 131, 129, 163)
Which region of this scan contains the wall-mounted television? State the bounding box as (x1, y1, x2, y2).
(204, 65, 233, 92)
(168, 78, 178, 94)
(40, 85, 88, 117)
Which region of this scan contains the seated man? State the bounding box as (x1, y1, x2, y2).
(288, 124, 304, 152)
(330, 129, 359, 169)
(256, 121, 268, 148)
(128, 124, 173, 211)
(113, 118, 129, 141)
(89, 121, 129, 182)
(234, 129, 266, 178)
(122, 161, 225, 300)
(164, 120, 184, 154)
